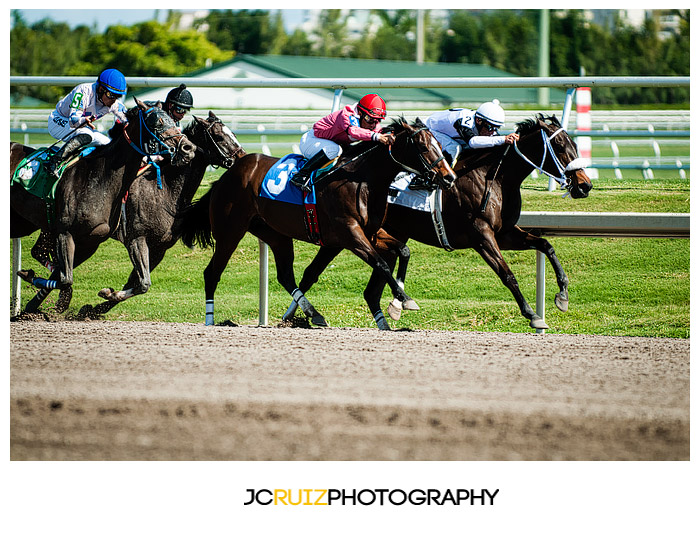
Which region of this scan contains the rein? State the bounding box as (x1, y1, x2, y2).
(388, 126, 445, 178)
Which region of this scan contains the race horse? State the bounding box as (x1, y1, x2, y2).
(78, 111, 245, 316)
(285, 114, 593, 330)
(179, 117, 457, 327)
(10, 98, 196, 314)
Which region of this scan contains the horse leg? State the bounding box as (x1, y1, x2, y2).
(473, 221, 548, 330)
(282, 245, 343, 321)
(99, 236, 151, 303)
(344, 228, 419, 323)
(30, 231, 56, 273)
(372, 230, 412, 321)
(250, 221, 328, 326)
(23, 230, 79, 313)
(498, 226, 569, 312)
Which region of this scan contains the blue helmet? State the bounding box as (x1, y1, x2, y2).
(97, 68, 127, 95)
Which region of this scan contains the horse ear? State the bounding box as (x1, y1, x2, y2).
(208, 110, 218, 121)
(133, 96, 147, 110)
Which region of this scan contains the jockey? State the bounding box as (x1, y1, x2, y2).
(45, 68, 128, 179)
(163, 84, 194, 128)
(290, 93, 396, 192)
(409, 99, 519, 190)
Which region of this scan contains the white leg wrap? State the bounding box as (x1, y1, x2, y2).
(205, 299, 214, 326)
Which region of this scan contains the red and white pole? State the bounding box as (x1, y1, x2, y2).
(576, 87, 597, 178)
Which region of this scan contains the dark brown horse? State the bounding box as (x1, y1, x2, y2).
(287, 114, 593, 330)
(75, 112, 245, 316)
(10, 98, 196, 314)
(180, 117, 457, 326)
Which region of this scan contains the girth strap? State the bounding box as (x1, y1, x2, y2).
(429, 188, 454, 252)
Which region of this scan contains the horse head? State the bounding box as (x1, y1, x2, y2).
(387, 117, 457, 189)
(189, 112, 246, 169)
(515, 114, 592, 199)
(125, 98, 197, 167)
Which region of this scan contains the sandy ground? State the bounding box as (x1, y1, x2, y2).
(10, 319, 689, 461)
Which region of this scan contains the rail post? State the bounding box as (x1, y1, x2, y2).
(11, 239, 22, 317)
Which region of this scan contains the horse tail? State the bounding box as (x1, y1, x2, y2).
(180, 189, 214, 249)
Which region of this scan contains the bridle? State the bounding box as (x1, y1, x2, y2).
(198, 119, 244, 169)
(388, 125, 445, 181)
(123, 106, 190, 188)
(512, 124, 588, 190)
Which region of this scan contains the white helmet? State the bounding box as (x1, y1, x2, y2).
(475, 99, 505, 128)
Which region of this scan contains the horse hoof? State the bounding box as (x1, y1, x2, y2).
(387, 301, 402, 321)
(555, 293, 569, 312)
(311, 315, 328, 327)
(98, 287, 116, 300)
(17, 269, 36, 283)
(530, 316, 549, 330)
(55, 287, 73, 313)
(376, 320, 392, 331)
(402, 299, 419, 311)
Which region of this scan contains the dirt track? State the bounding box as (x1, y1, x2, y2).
(10, 319, 689, 461)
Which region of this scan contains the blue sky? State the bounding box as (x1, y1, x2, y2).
(11, 8, 308, 33)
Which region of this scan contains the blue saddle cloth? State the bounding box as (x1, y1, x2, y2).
(259, 154, 320, 205)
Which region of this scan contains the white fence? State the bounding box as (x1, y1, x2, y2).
(10, 75, 691, 330)
(11, 107, 690, 176)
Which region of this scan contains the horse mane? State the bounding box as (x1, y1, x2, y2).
(515, 113, 561, 135)
(382, 116, 426, 134)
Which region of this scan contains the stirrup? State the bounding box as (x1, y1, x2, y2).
(408, 177, 437, 191)
(290, 173, 312, 192)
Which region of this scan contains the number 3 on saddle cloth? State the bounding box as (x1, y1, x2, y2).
(11, 146, 96, 227)
(259, 153, 335, 245)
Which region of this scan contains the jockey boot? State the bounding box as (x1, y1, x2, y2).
(45, 133, 93, 180)
(290, 151, 332, 192)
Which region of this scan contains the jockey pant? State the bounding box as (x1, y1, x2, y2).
(300, 131, 343, 160)
(431, 131, 465, 166)
(48, 111, 111, 147)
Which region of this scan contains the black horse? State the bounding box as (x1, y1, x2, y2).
(75, 111, 245, 315)
(180, 117, 457, 327)
(285, 114, 593, 330)
(10, 98, 196, 314)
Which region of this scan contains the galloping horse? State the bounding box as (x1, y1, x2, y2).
(180, 117, 457, 327)
(78, 111, 245, 316)
(287, 114, 593, 330)
(10, 98, 196, 314)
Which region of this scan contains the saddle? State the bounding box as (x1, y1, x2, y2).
(11, 147, 93, 226)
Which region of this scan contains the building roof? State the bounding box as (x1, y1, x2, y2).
(136, 54, 565, 110)
(222, 54, 567, 106)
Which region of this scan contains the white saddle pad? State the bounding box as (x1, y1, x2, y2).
(387, 172, 433, 213)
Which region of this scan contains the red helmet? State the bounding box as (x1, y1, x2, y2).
(357, 94, 387, 120)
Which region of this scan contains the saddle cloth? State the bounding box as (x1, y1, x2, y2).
(11, 146, 95, 226)
(259, 153, 338, 206)
(387, 172, 432, 213)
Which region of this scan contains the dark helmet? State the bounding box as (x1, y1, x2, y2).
(166, 84, 194, 109)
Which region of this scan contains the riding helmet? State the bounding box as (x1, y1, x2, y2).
(475, 99, 505, 128)
(97, 68, 127, 95)
(357, 94, 387, 119)
(166, 84, 194, 109)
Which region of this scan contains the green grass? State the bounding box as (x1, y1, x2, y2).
(11, 172, 689, 338)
